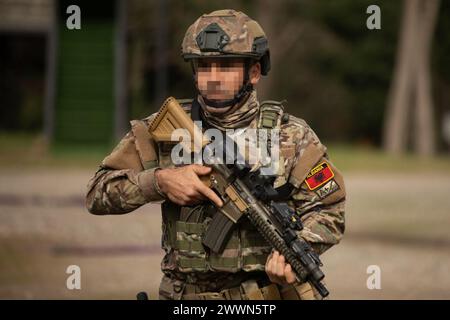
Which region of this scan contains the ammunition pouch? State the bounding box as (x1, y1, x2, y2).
(159, 274, 323, 300)
(162, 201, 271, 273)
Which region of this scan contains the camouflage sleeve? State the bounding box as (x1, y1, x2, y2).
(85, 166, 163, 215)
(284, 119, 346, 256)
(291, 165, 346, 255)
(85, 124, 165, 215)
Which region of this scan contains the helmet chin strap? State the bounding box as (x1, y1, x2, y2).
(191, 60, 254, 109)
(199, 81, 253, 109)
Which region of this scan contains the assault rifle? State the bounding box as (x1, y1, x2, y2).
(149, 97, 329, 298)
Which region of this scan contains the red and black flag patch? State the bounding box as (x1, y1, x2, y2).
(305, 161, 335, 190)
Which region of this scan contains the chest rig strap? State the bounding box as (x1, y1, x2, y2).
(257, 100, 288, 158)
(258, 100, 288, 129)
(257, 100, 297, 200)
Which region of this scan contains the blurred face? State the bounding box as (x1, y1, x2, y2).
(195, 57, 246, 102)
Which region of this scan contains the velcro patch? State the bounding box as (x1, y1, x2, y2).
(316, 179, 339, 199)
(305, 161, 334, 190)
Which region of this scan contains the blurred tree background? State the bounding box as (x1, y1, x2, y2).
(128, 0, 402, 145)
(1, 0, 450, 152)
(126, 0, 450, 151)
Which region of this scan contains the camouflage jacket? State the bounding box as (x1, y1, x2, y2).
(85, 98, 346, 284)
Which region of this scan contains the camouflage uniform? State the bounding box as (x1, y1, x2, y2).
(85, 9, 346, 300)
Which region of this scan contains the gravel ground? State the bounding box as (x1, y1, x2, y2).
(0, 168, 449, 299)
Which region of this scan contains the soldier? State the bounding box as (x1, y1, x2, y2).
(86, 9, 346, 300)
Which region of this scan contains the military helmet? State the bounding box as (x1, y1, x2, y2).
(181, 9, 271, 75)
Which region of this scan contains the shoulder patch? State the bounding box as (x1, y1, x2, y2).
(312, 159, 346, 204)
(315, 179, 340, 200)
(305, 161, 334, 190)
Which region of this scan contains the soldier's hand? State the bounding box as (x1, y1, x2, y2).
(265, 250, 296, 285)
(155, 164, 223, 207)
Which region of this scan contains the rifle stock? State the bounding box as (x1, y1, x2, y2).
(148, 97, 208, 151)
